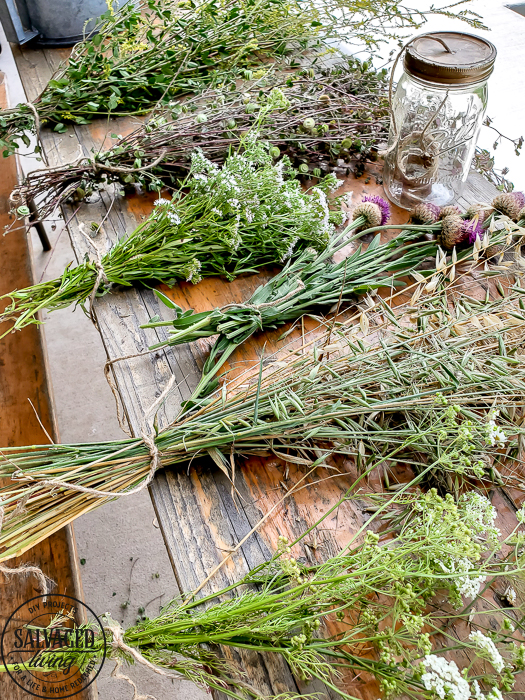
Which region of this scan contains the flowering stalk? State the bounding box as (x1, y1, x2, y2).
(0, 136, 342, 336)
(4, 491, 524, 700)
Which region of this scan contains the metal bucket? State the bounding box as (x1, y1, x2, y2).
(25, 0, 111, 46)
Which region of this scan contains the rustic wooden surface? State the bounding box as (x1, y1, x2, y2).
(10, 43, 525, 699)
(0, 72, 93, 700)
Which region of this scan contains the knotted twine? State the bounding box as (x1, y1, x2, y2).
(103, 615, 264, 700)
(103, 616, 185, 700)
(78, 222, 111, 328)
(6, 375, 176, 504)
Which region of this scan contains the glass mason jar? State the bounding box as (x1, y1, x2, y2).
(383, 32, 496, 210)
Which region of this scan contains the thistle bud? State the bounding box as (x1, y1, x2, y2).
(318, 94, 330, 104)
(492, 192, 525, 221)
(353, 202, 382, 229)
(303, 118, 315, 130)
(361, 195, 390, 226)
(465, 203, 493, 223)
(437, 214, 466, 250)
(439, 205, 462, 219)
(410, 202, 441, 224)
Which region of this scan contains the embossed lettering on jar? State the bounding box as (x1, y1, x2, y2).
(383, 32, 496, 209)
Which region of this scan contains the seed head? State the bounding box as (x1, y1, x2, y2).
(465, 203, 493, 223)
(492, 192, 525, 221)
(353, 201, 382, 229)
(411, 202, 441, 224)
(439, 205, 462, 219)
(437, 214, 466, 250)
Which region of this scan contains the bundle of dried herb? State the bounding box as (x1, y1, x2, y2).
(9, 62, 390, 225)
(1, 284, 524, 561)
(0, 0, 483, 158)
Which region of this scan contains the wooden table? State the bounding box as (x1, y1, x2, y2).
(11, 44, 525, 699)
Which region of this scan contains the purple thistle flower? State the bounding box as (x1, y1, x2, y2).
(362, 195, 390, 226)
(461, 218, 483, 245)
(512, 191, 525, 209)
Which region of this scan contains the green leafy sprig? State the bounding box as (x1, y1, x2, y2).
(5, 490, 524, 700)
(0, 136, 342, 335)
(0, 0, 485, 156)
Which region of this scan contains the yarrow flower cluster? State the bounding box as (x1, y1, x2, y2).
(421, 655, 470, 700)
(469, 630, 505, 673)
(186, 133, 340, 263)
(485, 409, 507, 447)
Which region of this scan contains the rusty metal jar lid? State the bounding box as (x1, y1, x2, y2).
(404, 31, 496, 86)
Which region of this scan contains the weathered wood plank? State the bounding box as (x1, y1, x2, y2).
(0, 70, 94, 700)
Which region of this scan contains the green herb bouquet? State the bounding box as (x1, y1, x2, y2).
(4, 490, 525, 700)
(0, 134, 343, 335)
(0, 0, 484, 157)
(2, 288, 525, 561)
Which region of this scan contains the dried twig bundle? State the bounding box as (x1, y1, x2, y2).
(9, 63, 391, 224)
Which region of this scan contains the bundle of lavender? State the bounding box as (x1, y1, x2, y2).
(3, 490, 524, 700)
(1, 286, 525, 561)
(0, 136, 343, 336)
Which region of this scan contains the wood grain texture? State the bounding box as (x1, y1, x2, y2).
(10, 43, 525, 698)
(0, 71, 92, 700)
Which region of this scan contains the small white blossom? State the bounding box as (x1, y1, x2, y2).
(154, 198, 170, 207)
(485, 409, 507, 447)
(516, 507, 525, 524)
(506, 586, 517, 605)
(469, 630, 505, 672)
(471, 680, 484, 700)
(486, 689, 503, 700)
(167, 212, 181, 225)
(422, 655, 471, 700)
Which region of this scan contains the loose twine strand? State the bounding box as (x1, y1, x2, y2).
(25, 375, 176, 499)
(78, 222, 111, 328)
(103, 278, 306, 434)
(0, 507, 53, 596)
(378, 33, 453, 160)
(103, 616, 185, 700)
